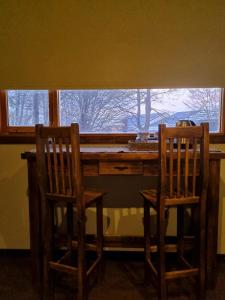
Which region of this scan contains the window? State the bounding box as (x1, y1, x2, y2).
(0, 88, 224, 143)
(59, 88, 222, 133)
(7, 90, 49, 126)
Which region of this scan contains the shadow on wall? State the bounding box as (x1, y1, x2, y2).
(83, 176, 191, 237)
(55, 207, 110, 236)
(55, 203, 192, 238)
(101, 207, 191, 237)
(84, 175, 157, 208)
(55, 175, 157, 237)
(85, 175, 157, 236)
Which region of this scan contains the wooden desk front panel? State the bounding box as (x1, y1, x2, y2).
(82, 160, 198, 177)
(82, 160, 159, 176)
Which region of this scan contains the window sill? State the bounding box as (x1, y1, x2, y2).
(0, 132, 224, 144)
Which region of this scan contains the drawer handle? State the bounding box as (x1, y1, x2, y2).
(114, 166, 128, 171)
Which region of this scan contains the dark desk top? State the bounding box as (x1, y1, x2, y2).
(21, 144, 225, 161)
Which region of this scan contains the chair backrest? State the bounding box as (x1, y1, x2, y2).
(158, 123, 209, 200)
(35, 123, 83, 205)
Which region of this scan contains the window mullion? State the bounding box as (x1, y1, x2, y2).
(220, 88, 225, 134)
(49, 90, 59, 127)
(0, 90, 8, 132)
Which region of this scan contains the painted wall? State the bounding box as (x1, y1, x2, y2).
(0, 144, 224, 253)
(0, 0, 225, 89)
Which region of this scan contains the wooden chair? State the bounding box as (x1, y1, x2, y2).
(140, 123, 209, 299)
(35, 123, 105, 300)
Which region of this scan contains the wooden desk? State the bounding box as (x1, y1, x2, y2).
(21, 145, 225, 288)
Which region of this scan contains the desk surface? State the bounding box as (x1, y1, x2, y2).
(22, 144, 225, 160)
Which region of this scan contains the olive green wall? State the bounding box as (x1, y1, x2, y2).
(0, 0, 225, 89)
(0, 144, 224, 253)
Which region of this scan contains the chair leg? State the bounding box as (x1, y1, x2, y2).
(198, 199, 206, 300)
(42, 202, 55, 300)
(96, 197, 103, 257)
(177, 206, 184, 260)
(157, 204, 167, 300)
(199, 265, 206, 300)
(67, 203, 74, 251)
(41, 261, 54, 299)
(41, 260, 52, 300)
(96, 198, 105, 282)
(50, 270, 55, 300)
(77, 210, 87, 300)
(144, 199, 151, 284)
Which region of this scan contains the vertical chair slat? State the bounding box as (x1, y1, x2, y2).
(52, 138, 59, 194)
(65, 139, 72, 195)
(177, 138, 181, 196)
(46, 139, 53, 193)
(59, 138, 66, 194)
(169, 138, 174, 197)
(160, 125, 167, 196)
(192, 138, 197, 196)
(184, 139, 189, 196)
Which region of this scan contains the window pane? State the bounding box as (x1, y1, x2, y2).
(7, 90, 49, 126)
(59, 88, 222, 133)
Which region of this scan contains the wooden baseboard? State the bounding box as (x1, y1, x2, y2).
(56, 234, 187, 249)
(0, 249, 30, 256)
(0, 248, 224, 261)
(89, 234, 194, 249)
(217, 254, 225, 261)
(1, 234, 225, 260)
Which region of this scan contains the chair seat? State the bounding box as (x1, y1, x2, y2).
(46, 190, 105, 207)
(140, 189, 199, 208)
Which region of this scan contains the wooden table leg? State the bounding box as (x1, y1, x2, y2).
(27, 159, 42, 286)
(206, 159, 221, 288)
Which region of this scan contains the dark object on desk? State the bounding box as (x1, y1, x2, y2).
(140, 123, 209, 299)
(176, 120, 196, 127)
(36, 123, 105, 300)
(128, 140, 193, 151)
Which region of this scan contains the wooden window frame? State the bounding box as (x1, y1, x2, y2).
(0, 89, 225, 144)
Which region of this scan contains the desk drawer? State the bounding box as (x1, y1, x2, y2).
(99, 161, 143, 175)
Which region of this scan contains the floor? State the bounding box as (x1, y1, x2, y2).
(0, 252, 225, 300)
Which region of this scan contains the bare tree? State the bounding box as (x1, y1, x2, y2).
(59, 88, 176, 133)
(8, 90, 49, 126)
(60, 90, 137, 132)
(128, 89, 176, 132)
(184, 88, 221, 121)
